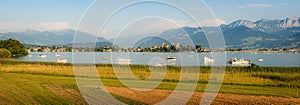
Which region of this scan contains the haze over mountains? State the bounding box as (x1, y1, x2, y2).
(0, 29, 112, 47)
(0, 17, 299, 49)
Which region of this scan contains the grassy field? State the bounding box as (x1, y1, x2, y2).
(0, 59, 300, 104)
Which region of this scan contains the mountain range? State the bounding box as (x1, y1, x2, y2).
(0, 29, 112, 47)
(0, 17, 299, 49)
(127, 17, 300, 49)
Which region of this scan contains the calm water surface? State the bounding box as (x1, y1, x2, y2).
(15, 52, 300, 67)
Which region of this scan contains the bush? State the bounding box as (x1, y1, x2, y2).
(0, 38, 28, 56)
(0, 48, 12, 58)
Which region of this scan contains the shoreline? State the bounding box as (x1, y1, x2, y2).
(26, 50, 300, 53)
(2, 58, 300, 68)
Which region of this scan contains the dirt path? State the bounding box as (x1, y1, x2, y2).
(103, 86, 300, 105)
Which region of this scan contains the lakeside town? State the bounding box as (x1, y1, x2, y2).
(26, 42, 300, 53)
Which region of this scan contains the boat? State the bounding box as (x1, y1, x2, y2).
(57, 58, 67, 63)
(166, 56, 176, 61)
(39, 54, 47, 58)
(28, 55, 33, 57)
(204, 57, 215, 63)
(229, 57, 251, 65)
(257, 58, 264, 62)
(55, 54, 61, 57)
(108, 57, 113, 60)
(116, 57, 131, 62)
(100, 57, 106, 60)
(154, 62, 165, 67)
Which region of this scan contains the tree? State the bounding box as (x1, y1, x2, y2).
(0, 38, 28, 56)
(196, 45, 202, 52)
(0, 49, 12, 58)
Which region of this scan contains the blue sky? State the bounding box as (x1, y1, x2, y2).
(205, 0, 300, 22)
(0, 0, 299, 37)
(0, 0, 92, 24)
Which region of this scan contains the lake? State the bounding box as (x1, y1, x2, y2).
(14, 52, 300, 67)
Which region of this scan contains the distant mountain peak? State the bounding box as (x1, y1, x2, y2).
(280, 17, 300, 28)
(228, 20, 256, 28)
(17, 29, 41, 35)
(224, 17, 300, 33)
(257, 19, 270, 22)
(287, 17, 300, 20)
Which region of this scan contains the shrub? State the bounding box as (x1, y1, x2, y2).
(0, 38, 28, 56)
(0, 48, 12, 58)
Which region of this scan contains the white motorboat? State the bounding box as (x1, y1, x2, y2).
(154, 63, 165, 67)
(39, 54, 47, 58)
(57, 58, 67, 63)
(204, 57, 215, 63)
(116, 57, 131, 62)
(258, 58, 264, 62)
(229, 57, 251, 65)
(55, 54, 61, 57)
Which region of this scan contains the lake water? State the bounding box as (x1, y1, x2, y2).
(14, 52, 300, 67)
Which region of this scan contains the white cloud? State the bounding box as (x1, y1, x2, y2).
(169, 18, 226, 27)
(0, 23, 27, 32)
(118, 19, 182, 36)
(198, 18, 226, 27)
(147, 18, 226, 30)
(112, 18, 226, 38)
(238, 4, 272, 8)
(0, 22, 73, 33)
(35, 22, 71, 31)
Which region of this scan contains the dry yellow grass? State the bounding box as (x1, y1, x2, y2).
(0, 62, 300, 104)
(0, 64, 290, 86)
(104, 86, 300, 105)
(43, 84, 87, 104)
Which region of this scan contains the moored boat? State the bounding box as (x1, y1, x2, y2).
(166, 56, 176, 61)
(57, 58, 67, 63)
(100, 57, 106, 60)
(229, 57, 251, 65)
(258, 58, 264, 62)
(204, 57, 215, 63)
(116, 57, 131, 62)
(39, 54, 47, 58)
(154, 63, 165, 67)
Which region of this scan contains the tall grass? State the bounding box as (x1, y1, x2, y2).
(1, 59, 300, 88)
(1, 60, 300, 98)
